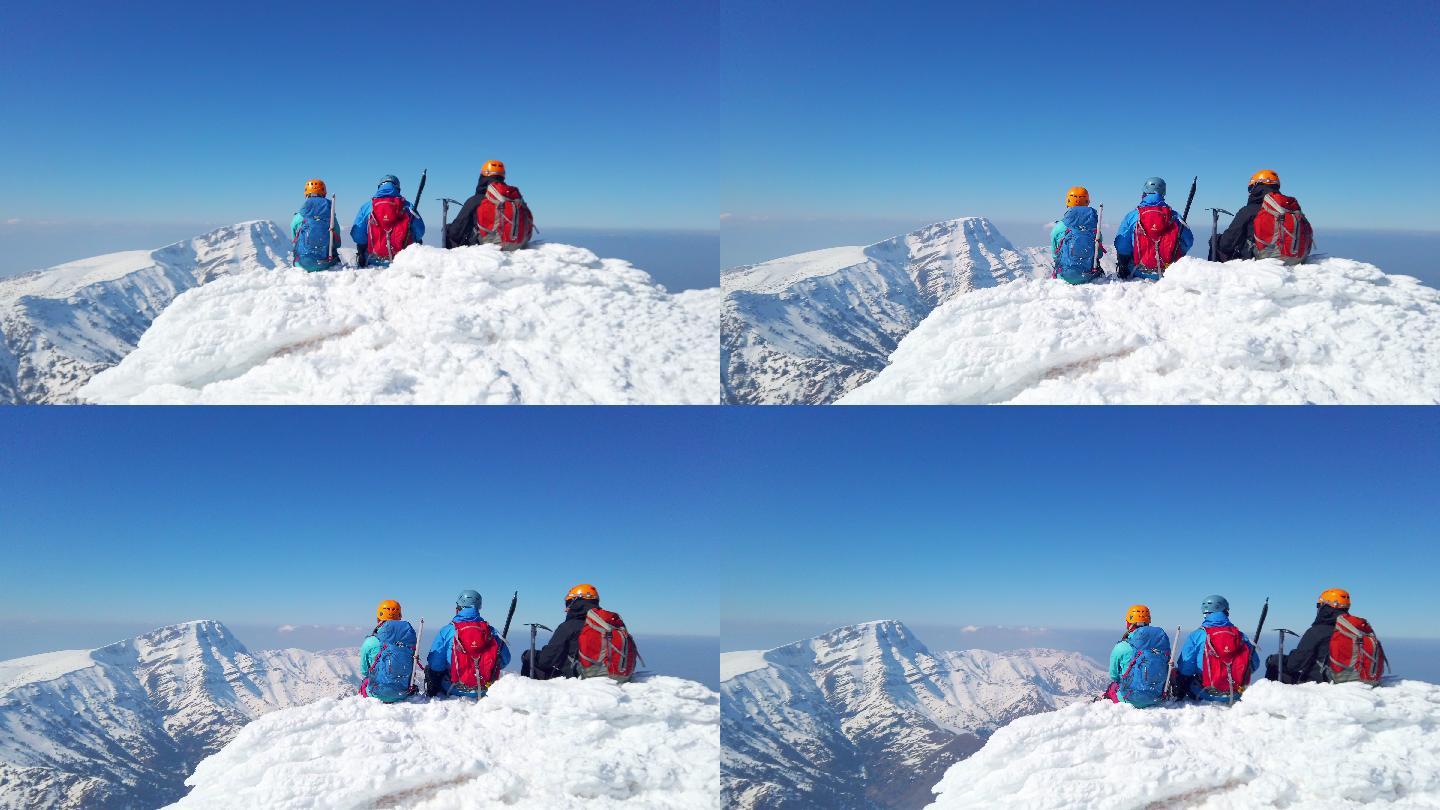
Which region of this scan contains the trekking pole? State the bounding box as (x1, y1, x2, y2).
(1181, 176, 1197, 224)
(525, 623, 552, 679)
(1253, 597, 1269, 660)
(414, 169, 427, 225)
(1094, 203, 1104, 276)
(501, 591, 517, 640)
(1207, 208, 1234, 261)
(412, 618, 424, 693)
(330, 193, 339, 266)
(1162, 625, 1181, 701)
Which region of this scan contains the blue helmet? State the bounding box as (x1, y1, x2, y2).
(1142, 177, 1166, 196)
(1201, 594, 1229, 615)
(456, 589, 482, 609)
(377, 174, 400, 190)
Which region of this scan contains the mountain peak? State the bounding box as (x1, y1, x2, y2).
(722, 217, 1036, 404)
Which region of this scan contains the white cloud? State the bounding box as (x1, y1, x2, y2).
(277, 624, 297, 633)
(960, 625, 981, 633)
(3, 218, 20, 226)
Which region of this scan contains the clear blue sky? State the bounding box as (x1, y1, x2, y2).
(712, 408, 1439, 638)
(0, 0, 714, 231)
(0, 408, 723, 638)
(719, 0, 1440, 232)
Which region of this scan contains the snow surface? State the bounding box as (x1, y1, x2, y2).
(0, 620, 357, 810)
(81, 242, 719, 405)
(722, 620, 1107, 810)
(720, 650, 768, 682)
(927, 678, 1440, 809)
(169, 675, 719, 810)
(0, 221, 289, 403)
(842, 256, 1440, 404)
(722, 218, 1037, 404)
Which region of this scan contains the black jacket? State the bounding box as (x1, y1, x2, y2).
(528, 598, 599, 679)
(443, 175, 501, 248)
(1215, 183, 1280, 262)
(1278, 604, 1346, 683)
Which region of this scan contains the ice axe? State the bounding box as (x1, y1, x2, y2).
(1181, 175, 1197, 224)
(1275, 628, 1301, 684)
(441, 198, 466, 248)
(413, 168, 427, 224)
(1207, 208, 1234, 261)
(524, 623, 553, 679)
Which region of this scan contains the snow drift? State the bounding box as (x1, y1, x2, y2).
(927, 679, 1440, 809)
(168, 675, 719, 809)
(0, 221, 289, 403)
(842, 257, 1440, 404)
(80, 242, 719, 404)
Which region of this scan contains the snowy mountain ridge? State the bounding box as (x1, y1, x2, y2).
(167, 675, 720, 809)
(0, 221, 290, 403)
(722, 218, 1038, 404)
(927, 678, 1440, 809)
(721, 620, 1108, 810)
(0, 620, 358, 810)
(81, 241, 720, 405)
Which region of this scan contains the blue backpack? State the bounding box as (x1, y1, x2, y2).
(367, 620, 417, 701)
(1055, 206, 1099, 282)
(1118, 625, 1171, 706)
(294, 197, 335, 267)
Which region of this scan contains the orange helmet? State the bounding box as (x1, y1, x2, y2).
(1318, 588, 1351, 609)
(304, 179, 327, 197)
(376, 599, 402, 621)
(565, 583, 599, 603)
(1065, 186, 1090, 207)
(1126, 604, 1151, 625)
(481, 160, 506, 178)
(1248, 169, 1280, 188)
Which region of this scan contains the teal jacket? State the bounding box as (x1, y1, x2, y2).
(1108, 638, 1135, 682)
(360, 633, 381, 675)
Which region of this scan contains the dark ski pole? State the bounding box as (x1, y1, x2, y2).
(526, 623, 553, 679)
(1181, 175, 1197, 224)
(414, 169, 428, 231)
(1253, 597, 1269, 649)
(501, 591, 517, 640)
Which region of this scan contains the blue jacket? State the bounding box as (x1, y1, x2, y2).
(1177, 612, 1258, 702)
(426, 607, 511, 695)
(351, 181, 425, 248)
(1114, 192, 1194, 258)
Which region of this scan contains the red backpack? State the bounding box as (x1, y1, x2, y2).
(1328, 614, 1386, 685)
(576, 608, 640, 683)
(1199, 625, 1253, 701)
(1133, 204, 1182, 272)
(475, 182, 535, 250)
(1252, 193, 1313, 264)
(366, 196, 415, 261)
(449, 620, 501, 691)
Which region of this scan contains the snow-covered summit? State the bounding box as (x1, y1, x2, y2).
(927, 678, 1440, 809)
(0, 620, 357, 810)
(81, 242, 720, 404)
(0, 221, 289, 403)
(842, 256, 1440, 404)
(722, 620, 1106, 810)
(722, 218, 1037, 404)
(168, 675, 720, 810)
